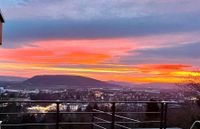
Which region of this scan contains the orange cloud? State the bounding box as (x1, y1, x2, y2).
(138, 64, 191, 71)
(79, 73, 185, 84)
(170, 71, 200, 77)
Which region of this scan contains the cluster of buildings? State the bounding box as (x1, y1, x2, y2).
(0, 87, 194, 103)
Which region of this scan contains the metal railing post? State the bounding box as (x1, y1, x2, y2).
(190, 121, 200, 129)
(92, 112, 95, 129)
(163, 103, 168, 129)
(56, 101, 60, 129)
(160, 102, 164, 129)
(0, 121, 2, 129)
(111, 102, 116, 129)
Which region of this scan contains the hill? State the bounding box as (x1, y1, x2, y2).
(22, 75, 119, 89)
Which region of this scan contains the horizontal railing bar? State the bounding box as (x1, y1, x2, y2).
(116, 121, 161, 124)
(62, 121, 161, 124)
(59, 122, 92, 125)
(0, 112, 56, 115)
(1, 121, 161, 127)
(1, 123, 56, 127)
(116, 112, 160, 114)
(61, 111, 160, 114)
(0, 111, 161, 115)
(2, 122, 94, 127)
(0, 100, 178, 104)
(60, 122, 111, 125)
(92, 121, 161, 124)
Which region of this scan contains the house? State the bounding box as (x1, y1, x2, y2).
(0, 10, 5, 45)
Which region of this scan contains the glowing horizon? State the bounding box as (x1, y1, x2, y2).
(1, 0, 200, 84)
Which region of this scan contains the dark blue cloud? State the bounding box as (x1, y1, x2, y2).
(118, 42, 200, 66)
(136, 42, 200, 58)
(3, 12, 200, 47)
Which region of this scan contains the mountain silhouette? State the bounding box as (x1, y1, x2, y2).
(22, 75, 118, 89)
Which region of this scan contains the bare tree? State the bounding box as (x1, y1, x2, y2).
(177, 71, 200, 125)
(177, 70, 200, 93)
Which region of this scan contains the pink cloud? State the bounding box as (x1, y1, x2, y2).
(1, 32, 200, 65)
(0, 39, 134, 64)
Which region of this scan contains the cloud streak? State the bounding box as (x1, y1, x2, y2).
(0, 39, 134, 64)
(4, 14, 200, 47)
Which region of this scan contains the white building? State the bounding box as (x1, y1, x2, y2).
(0, 87, 5, 94)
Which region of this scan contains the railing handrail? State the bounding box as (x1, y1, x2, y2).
(0, 100, 172, 129)
(0, 100, 178, 104)
(190, 120, 200, 129)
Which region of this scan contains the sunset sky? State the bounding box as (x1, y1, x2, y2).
(0, 0, 200, 83)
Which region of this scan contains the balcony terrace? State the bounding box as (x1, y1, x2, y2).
(0, 100, 184, 129)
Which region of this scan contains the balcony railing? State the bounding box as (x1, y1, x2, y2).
(0, 100, 177, 129)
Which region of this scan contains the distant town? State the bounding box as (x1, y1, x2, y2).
(0, 75, 199, 129)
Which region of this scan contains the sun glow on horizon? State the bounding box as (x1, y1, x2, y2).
(1, 0, 200, 85)
(0, 61, 198, 84)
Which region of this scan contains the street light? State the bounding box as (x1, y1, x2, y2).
(0, 10, 5, 45)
